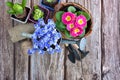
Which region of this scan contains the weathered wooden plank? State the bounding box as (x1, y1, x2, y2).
(13, 0, 31, 80)
(101, 0, 120, 80)
(0, 0, 14, 80)
(81, 0, 102, 80)
(30, 45, 65, 80)
(30, 0, 65, 80)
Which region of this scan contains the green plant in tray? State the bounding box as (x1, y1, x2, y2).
(6, 0, 27, 15)
(33, 5, 44, 20)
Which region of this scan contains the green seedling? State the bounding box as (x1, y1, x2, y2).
(6, 0, 27, 15)
(46, 0, 54, 3)
(33, 6, 44, 20)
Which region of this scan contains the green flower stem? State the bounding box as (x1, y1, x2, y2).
(21, 32, 32, 38)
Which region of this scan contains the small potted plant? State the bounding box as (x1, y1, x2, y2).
(54, 2, 92, 40)
(41, 0, 60, 11)
(29, 5, 50, 23)
(6, 0, 31, 23)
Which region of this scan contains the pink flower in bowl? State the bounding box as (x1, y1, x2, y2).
(75, 15, 87, 29)
(66, 23, 75, 31)
(62, 12, 76, 25)
(70, 27, 83, 37)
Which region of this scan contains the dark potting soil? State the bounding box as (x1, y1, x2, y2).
(59, 5, 92, 35)
(42, 0, 58, 8)
(11, 7, 30, 22)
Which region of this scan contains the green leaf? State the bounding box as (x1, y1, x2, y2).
(59, 22, 66, 29)
(7, 9, 15, 14)
(67, 6, 76, 13)
(81, 11, 90, 21)
(55, 11, 64, 21)
(64, 30, 72, 38)
(34, 5, 39, 9)
(56, 21, 66, 31)
(13, 4, 23, 14)
(76, 11, 91, 21)
(6, 2, 14, 8)
(22, 0, 27, 9)
(75, 11, 82, 15)
(79, 30, 85, 38)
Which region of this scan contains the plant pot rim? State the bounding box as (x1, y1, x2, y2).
(11, 6, 31, 24)
(29, 5, 50, 24)
(40, 0, 60, 11)
(54, 2, 93, 40)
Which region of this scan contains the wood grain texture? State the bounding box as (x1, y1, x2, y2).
(0, 0, 14, 80)
(30, 45, 65, 80)
(81, 0, 102, 80)
(13, 0, 31, 80)
(101, 0, 120, 80)
(1, 0, 120, 80)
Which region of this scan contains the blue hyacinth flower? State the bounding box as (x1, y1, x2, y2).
(28, 18, 62, 55)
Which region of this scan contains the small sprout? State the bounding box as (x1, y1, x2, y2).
(67, 6, 76, 13)
(13, 3, 23, 14)
(6, 0, 27, 15)
(33, 8, 44, 20)
(46, 0, 53, 3)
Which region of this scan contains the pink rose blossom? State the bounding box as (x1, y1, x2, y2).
(70, 27, 83, 37)
(66, 23, 75, 31)
(62, 12, 76, 25)
(75, 15, 87, 29)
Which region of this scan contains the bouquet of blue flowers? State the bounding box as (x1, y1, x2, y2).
(22, 18, 62, 54)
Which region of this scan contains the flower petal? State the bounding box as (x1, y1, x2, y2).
(75, 15, 87, 29)
(62, 12, 76, 25)
(66, 23, 75, 31)
(70, 27, 83, 37)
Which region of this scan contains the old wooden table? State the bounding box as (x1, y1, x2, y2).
(0, 0, 120, 80)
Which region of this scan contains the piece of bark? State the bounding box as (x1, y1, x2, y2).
(8, 23, 34, 43)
